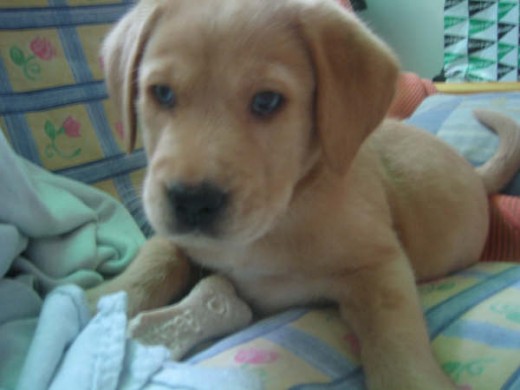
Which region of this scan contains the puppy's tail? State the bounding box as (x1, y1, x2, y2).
(474, 109, 520, 194)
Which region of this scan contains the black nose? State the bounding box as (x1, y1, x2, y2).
(167, 182, 228, 233)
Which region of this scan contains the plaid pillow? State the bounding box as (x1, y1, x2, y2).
(0, 0, 152, 235)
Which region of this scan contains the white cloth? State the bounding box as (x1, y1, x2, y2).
(17, 286, 260, 390)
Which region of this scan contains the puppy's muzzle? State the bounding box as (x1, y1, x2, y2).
(167, 182, 229, 234)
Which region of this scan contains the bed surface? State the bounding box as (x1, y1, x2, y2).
(0, 1, 519, 389)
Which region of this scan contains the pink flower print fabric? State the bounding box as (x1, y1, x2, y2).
(234, 348, 279, 365)
(29, 37, 57, 61)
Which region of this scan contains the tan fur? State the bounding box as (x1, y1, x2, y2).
(93, 0, 520, 388)
(474, 109, 520, 193)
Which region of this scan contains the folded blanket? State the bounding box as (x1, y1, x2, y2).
(0, 130, 144, 389)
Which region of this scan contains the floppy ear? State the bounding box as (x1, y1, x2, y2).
(298, 2, 399, 175)
(102, 1, 162, 153)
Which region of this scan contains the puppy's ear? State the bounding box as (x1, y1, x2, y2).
(298, 2, 399, 175)
(102, 1, 162, 153)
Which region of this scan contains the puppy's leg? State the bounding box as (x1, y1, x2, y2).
(86, 236, 191, 317)
(336, 250, 455, 390)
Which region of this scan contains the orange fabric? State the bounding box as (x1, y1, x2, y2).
(481, 195, 520, 262)
(387, 72, 437, 119)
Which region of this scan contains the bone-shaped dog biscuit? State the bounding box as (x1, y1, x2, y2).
(128, 275, 253, 360)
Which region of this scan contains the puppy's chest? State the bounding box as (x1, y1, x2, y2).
(188, 240, 339, 313)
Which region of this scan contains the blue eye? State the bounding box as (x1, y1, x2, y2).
(151, 85, 176, 108)
(251, 91, 284, 117)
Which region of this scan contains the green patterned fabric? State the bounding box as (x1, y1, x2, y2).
(443, 0, 519, 82)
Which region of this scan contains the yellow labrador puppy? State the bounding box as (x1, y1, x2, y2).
(92, 0, 520, 388)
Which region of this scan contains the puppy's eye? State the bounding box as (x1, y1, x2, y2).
(251, 91, 284, 117)
(151, 85, 176, 108)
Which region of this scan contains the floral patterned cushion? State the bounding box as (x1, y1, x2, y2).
(187, 263, 520, 390)
(0, 0, 152, 235)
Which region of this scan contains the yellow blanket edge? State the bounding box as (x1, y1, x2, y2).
(434, 82, 520, 94)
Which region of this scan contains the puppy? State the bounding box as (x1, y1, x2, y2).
(92, 0, 520, 388)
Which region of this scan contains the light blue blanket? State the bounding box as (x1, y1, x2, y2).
(0, 131, 260, 390)
(16, 286, 259, 390)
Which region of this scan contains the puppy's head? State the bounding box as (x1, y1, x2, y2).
(103, 0, 398, 248)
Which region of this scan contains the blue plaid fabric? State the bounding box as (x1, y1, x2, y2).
(0, 0, 153, 235)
